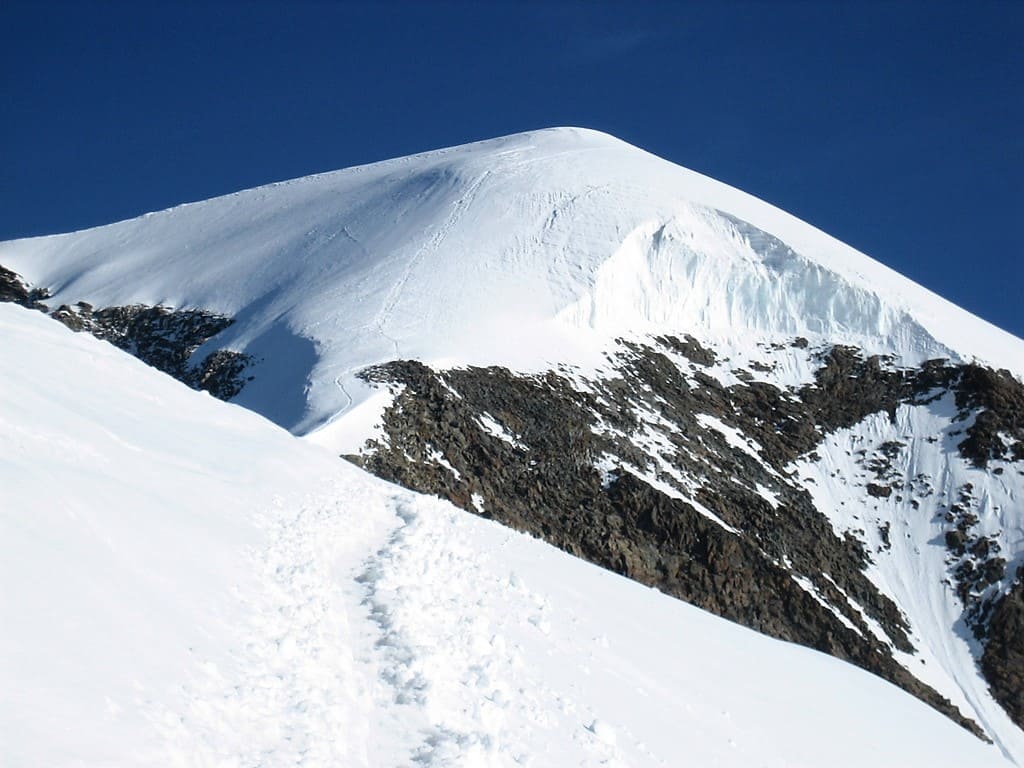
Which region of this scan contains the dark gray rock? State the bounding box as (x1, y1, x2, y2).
(349, 342, 1000, 738)
(0, 265, 50, 309)
(1, 263, 251, 401)
(982, 568, 1024, 729)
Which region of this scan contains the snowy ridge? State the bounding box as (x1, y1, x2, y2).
(3, 127, 1021, 436)
(0, 303, 1010, 766)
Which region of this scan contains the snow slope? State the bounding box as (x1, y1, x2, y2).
(793, 394, 1024, 763)
(3, 128, 1022, 438)
(0, 304, 1011, 766)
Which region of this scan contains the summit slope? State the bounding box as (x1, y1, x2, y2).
(2, 127, 1021, 435)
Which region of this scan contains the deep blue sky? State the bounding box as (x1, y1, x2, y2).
(3, 1, 1021, 337)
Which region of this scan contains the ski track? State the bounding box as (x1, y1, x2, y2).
(321, 169, 495, 430)
(145, 483, 386, 767)
(359, 496, 636, 767)
(371, 169, 492, 358)
(144, 478, 630, 767)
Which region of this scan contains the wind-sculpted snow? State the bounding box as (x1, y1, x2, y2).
(3, 128, 1022, 435)
(556, 208, 928, 354)
(0, 304, 1011, 766)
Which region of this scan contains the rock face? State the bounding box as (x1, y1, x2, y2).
(954, 366, 1024, 468)
(0, 264, 50, 309)
(0, 264, 250, 401)
(983, 568, 1024, 729)
(350, 335, 1024, 738)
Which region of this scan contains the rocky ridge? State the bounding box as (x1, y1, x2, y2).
(1, 264, 250, 400)
(349, 334, 1024, 739)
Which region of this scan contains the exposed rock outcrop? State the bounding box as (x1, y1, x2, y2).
(0, 264, 50, 309)
(982, 568, 1024, 729)
(6, 256, 1022, 739)
(0, 264, 250, 401)
(348, 339, 1022, 738)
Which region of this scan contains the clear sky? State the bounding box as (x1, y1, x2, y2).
(3, 1, 1021, 337)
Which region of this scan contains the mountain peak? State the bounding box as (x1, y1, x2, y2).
(2, 130, 1022, 434)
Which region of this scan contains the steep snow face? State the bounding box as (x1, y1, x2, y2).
(790, 397, 1024, 757)
(0, 302, 1012, 767)
(3, 128, 1022, 434)
(794, 396, 1024, 763)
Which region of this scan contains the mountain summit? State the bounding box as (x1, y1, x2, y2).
(3, 128, 1023, 762)
(3, 127, 1022, 434)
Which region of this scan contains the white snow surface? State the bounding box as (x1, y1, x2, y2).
(793, 394, 1024, 764)
(3, 127, 1022, 438)
(0, 305, 1012, 767)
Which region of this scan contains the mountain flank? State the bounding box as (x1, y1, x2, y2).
(4, 127, 1022, 757)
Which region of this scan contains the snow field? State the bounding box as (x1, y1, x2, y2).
(0, 304, 1012, 766)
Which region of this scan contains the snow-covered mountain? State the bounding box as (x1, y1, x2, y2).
(3, 127, 1023, 763)
(0, 302, 1009, 766)
(4, 128, 1022, 434)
